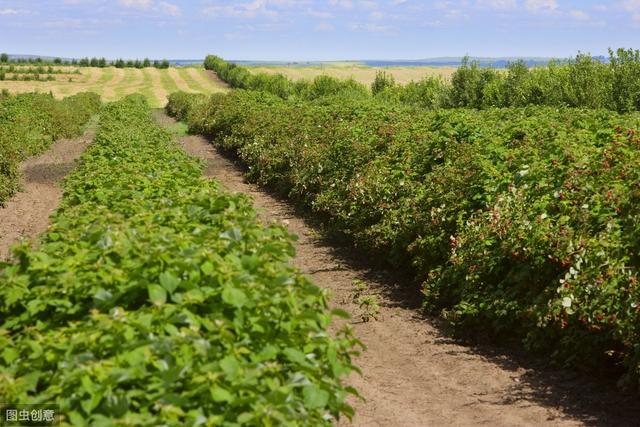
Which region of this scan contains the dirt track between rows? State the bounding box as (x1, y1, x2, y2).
(153, 110, 640, 427)
(0, 128, 94, 260)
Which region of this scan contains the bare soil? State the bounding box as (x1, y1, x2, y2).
(153, 111, 640, 427)
(0, 128, 94, 260)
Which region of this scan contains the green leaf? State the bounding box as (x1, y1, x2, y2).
(222, 287, 247, 308)
(331, 308, 351, 319)
(211, 387, 234, 403)
(201, 261, 214, 275)
(148, 284, 167, 306)
(159, 271, 180, 293)
(2, 347, 19, 364)
(220, 355, 240, 378)
(303, 385, 329, 409)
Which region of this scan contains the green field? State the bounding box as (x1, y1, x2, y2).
(0, 65, 228, 107)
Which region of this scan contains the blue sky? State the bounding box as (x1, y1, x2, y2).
(0, 0, 639, 60)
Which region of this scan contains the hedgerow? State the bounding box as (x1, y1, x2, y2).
(0, 95, 359, 425)
(0, 91, 100, 204)
(204, 55, 368, 101)
(168, 90, 640, 388)
(205, 49, 640, 113)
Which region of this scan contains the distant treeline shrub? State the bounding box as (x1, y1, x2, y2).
(0, 53, 171, 69)
(205, 48, 640, 113)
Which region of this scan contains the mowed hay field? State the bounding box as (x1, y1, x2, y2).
(0, 66, 228, 107)
(247, 64, 458, 84)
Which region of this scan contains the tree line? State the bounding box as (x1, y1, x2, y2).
(0, 53, 171, 69)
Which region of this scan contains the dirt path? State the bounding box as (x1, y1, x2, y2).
(0, 128, 94, 260)
(203, 70, 230, 91)
(154, 110, 640, 427)
(186, 68, 228, 93)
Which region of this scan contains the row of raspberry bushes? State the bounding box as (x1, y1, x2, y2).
(205, 49, 640, 112)
(0, 95, 358, 425)
(168, 90, 640, 388)
(0, 91, 100, 204)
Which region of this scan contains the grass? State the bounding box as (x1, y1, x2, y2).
(0, 65, 226, 107)
(247, 64, 459, 85)
(177, 67, 207, 93)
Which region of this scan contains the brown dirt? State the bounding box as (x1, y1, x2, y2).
(0, 128, 94, 260)
(188, 68, 229, 92)
(204, 70, 230, 90)
(153, 111, 640, 427)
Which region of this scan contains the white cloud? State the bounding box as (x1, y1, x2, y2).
(524, 0, 558, 13)
(477, 0, 516, 10)
(348, 22, 392, 32)
(621, 0, 640, 12)
(306, 8, 334, 18)
(329, 0, 355, 8)
(204, 0, 277, 18)
(569, 9, 589, 20)
(158, 1, 180, 16)
(118, 0, 153, 8)
(0, 8, 21, 15)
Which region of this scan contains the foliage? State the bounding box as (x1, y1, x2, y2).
(0, 95, 359, 425)
(204, 55, 369, 101)
(0, 92, 100, 204)
(205, 49, 640, 112)
(169, 89, 640, 388)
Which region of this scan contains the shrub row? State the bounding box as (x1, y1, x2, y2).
(204, 55, 369, 101)
(168, 90, 640, 388)
(205, 49, 640, 113)
(0, 91, 100, 204)
(0, 95, 358, 425)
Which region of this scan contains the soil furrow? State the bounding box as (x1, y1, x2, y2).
(0, 128, 94, 260)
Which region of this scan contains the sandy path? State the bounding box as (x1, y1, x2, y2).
(102, 68, 125, 101)
(204, 70, 230, 91)
(152, 111, 640, 427)
(167, 68, 193, 93)
(0, 128, 95, 260)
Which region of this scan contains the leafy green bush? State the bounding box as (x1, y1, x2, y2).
(206, 50, 640, 112)
(169, 90, 640, 388)
(204, 55, 369, 101)
(0, 92, 100, 204)
(0, 95, 359, 425)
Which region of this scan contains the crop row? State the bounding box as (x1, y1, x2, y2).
(168, 90, 640, 388)
(205, 49, 640, 113)
(0, 91, 100, 204)
(0, 95, 358, 425)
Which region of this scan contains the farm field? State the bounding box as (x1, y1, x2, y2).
(0, 65, 227, 107)
(246, 63, 458, 84)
